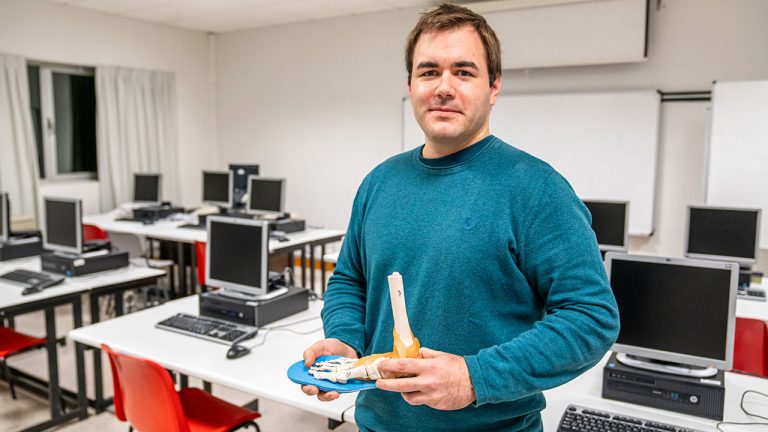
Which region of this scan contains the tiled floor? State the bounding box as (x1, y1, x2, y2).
(1, 270, 357, 431)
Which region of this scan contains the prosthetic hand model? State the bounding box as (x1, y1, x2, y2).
(309, 272, 420, 383)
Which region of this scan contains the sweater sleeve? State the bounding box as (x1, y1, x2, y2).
(320, 180, 369, 356)
(465, 172, 620, 405)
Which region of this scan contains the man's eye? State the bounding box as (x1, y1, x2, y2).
(421, 70, 438, 77)
(457, 70, 473, 77)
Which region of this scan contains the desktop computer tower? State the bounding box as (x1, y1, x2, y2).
(268, 218, 305, 234)
(133, 205, 184, 222)
(602, 352, 725, 420)
(0, 238, 43, 261)
(41, 250, 129, 277)
(199, 285, 309, 327)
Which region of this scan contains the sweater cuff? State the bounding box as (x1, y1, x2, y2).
(464, 354, 490, 406)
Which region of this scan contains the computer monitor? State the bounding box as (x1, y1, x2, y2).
(133, 173, 162, 203)
(605, 252, 738, 376)
(246, 177, 285, 217)
(205, 216, 286, 300)
(583, 200, 629, 252)
(0, 192, 8, 243)
(202, 171, 232, 207)
(685, 205, 761, 267)
(228, 164, 260, 206)
(43, 197, 82, 255)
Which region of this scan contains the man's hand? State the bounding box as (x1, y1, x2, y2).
(301, 338, 357, 402)
(375, 347, 476, 410)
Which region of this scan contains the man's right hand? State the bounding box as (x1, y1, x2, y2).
(301, 338, 357, 402)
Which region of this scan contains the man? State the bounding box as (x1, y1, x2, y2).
(302, 3, 620, 431)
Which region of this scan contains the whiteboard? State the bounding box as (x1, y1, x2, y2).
(706, 80, 768, 249)
(403, 90, 661, 236)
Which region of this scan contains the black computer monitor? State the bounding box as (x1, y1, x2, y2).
(202, 171, 231, 207)
(205, 216, 286, 300)
(43, 197, 82, 255)
(0, 192, 9, 243)
(685, 205, 761, 267)
(228, 164, 259, 206)
(246, 177, 285, 216)
(583, 200, 629, 252)
(133, 173, 162, 203)
(605, 253, 738, 376)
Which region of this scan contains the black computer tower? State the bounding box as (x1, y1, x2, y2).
(0, 238, 43, 261)
(41, 250, 129, 277)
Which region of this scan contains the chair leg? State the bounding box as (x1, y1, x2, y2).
(2, 358, 16, 400)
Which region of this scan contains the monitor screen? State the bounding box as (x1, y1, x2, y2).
(606, 253, 737, 370)
(686, 206, 760, 266)
(202, 171, 231, 206)
(228, 164, 259, 205)
(44, 197, 82, 254)
(206, 217, 268, 296)
(583, 200, 628, 251)
(247, 177, 285, 216)
(133, 173, 162, 203)
(0, 192, 8, 242)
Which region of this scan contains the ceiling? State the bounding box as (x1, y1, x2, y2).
(40, 0, 443, 33)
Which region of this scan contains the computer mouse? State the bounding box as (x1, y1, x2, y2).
(226, 344, 251, 360)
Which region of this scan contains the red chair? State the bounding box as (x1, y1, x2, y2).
(195, 241, 206, 287)
(83, 224, 109, 241)
(102, 344, 260, 432)
(0, 327, 46, 399)
(733, 317, 768, 377)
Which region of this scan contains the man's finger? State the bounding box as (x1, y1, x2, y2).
(376, 376, 424, 393)
(418, 347, 444, 359)
(302, 385, 319, 396)
(317, 390, 340, 402)
(401, 391, 428, 406)
(378, 357, 427, 375)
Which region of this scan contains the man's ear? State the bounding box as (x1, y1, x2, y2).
(489, 76, 501, 106)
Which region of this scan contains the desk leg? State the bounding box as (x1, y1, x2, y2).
(320, 243, 327, 294)
(114, 292, 124, 317)
(301, 247, 307, 288)
(90, 293, 106, 412)
(328, 419, 343, 430)
(177, 242, 187, 297)
(309, 244, 316, 293)
(190, 243, 198, 294)
(44, 307, 63, 419)
(72, 298, 87, 420)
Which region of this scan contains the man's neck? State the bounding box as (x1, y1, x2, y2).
(423, 131, 491, 159)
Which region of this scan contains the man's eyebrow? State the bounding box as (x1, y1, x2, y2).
(415, 61, 439, 69)
(453, 61, 479, 70)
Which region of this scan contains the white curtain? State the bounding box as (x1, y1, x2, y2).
(96, 66, 180, 211)
(0, 53, 40, 222)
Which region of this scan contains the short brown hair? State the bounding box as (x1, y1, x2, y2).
(405, 3, 502, 87)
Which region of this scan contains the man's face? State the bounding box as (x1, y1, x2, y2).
(408, 25, 500, 148)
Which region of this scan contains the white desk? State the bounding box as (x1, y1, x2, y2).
(0, 256, 165, 432)
(67, 295, 357, 423)
(83, 212, 345, 293)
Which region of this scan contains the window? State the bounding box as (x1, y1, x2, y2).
(28, 64, 97, 180)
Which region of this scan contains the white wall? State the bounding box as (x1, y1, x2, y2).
(0, 0, 215, 208)
(216, 0, 768, 272)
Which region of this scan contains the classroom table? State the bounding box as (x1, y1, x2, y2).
(0, 256, 165, 431)
(67, 295, 357, 429)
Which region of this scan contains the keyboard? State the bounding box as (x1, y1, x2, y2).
(178, 223, 206, 230)
(738, 288, 766, 301)
(156, 313, 258, 345)
(0, 269, 65, 289)
(558, 405, 705, 432)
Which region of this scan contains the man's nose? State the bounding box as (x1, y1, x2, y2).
(435, 71, 456, 98)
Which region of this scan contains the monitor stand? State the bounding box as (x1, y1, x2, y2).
(615, 353, 718, 378)
(218, 286, 289, 302)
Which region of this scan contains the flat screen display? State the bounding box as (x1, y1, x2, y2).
(687, 206, 759, 263)
(208, 219, 265, 292)
(583, 200, 627, 250)
(203, 171, 230, 205)
(45, 198, 80, 251)
(134, 174, 161, 202)
(248, 178, 284, 214)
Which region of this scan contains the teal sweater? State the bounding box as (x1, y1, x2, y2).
(322, 136, 620, 431)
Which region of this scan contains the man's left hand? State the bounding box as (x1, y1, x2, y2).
(375, 347, 476, 410)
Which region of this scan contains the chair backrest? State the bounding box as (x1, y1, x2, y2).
(83, 224, 109, 241)
(101, 344, 190, 432)
(733, 317, 768, 377)
(101, 344, 126, 421)
(109, 232, 148, 259)
(195, 241, 206, 286)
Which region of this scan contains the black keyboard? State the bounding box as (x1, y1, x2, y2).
(178, 223, 206, 230)
(0, 269, 65, 289)
(156, 313, 258, 344)
(738, 288, 766, 301)
(558, 405, 705, 432)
